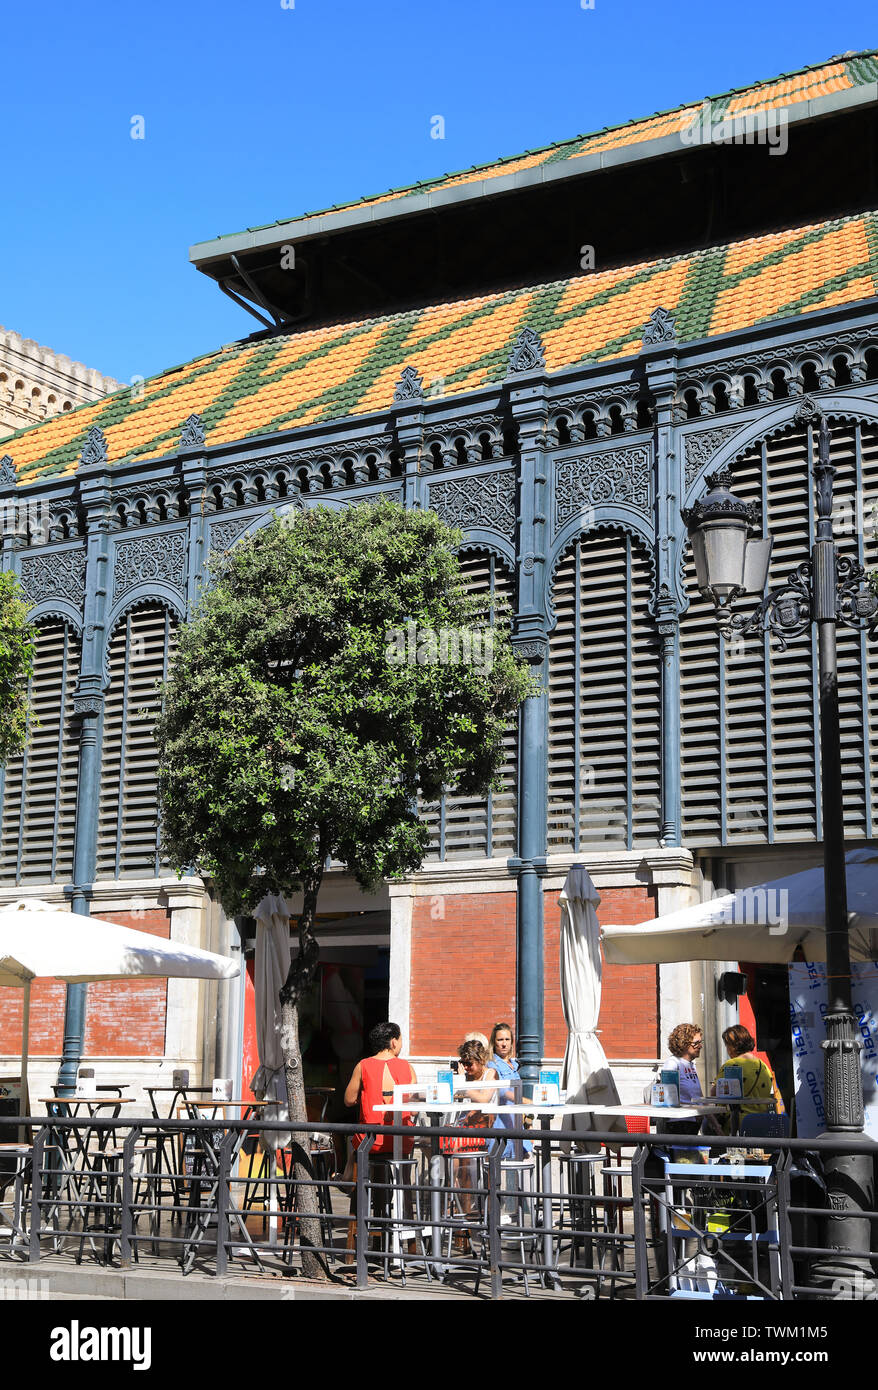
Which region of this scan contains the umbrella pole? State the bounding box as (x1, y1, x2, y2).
(20, 980, 31, 1140)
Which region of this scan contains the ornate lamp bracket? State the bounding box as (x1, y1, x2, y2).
(725, 555, 878, 651)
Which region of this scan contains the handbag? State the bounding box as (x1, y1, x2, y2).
(440, 1108, 492, 1153)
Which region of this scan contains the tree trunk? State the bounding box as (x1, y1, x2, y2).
(279, 849, 326, 1279)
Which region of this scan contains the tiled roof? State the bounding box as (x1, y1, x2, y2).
(197, 51, 878, 244)
(8, 210, 878, 485)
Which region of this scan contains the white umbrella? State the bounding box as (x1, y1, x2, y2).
(559, 865, 625, 1144)
(0, 899, 239, 1115)
(602, 846, 878, 966)
(250, 895, 292, 1148)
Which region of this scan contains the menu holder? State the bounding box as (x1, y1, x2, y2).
(211, 1077, 233, 1101)
(534, 1069, 562, 1106)
(716, 1066, 743, 1100)
(427, 1070, 454, 1105)
(651, 1081, 680, 1107)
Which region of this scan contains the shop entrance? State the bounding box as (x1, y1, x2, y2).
(240, 913, 390, 1128)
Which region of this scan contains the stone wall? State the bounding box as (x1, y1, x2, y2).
(0, 324, 123, 439)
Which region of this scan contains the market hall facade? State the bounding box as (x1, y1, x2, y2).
(2, 52, 878, 1105)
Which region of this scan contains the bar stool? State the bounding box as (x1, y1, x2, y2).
(557, 1151, 604, 1271)
(368, 1153, 433, 1286)
(498, 1156, 540, 1295)
(441, 1149, 489, 1285)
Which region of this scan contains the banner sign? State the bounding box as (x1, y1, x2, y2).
(789, 961, 878, 1139)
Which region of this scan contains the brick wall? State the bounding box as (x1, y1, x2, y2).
(543, 884, 658, 1057)
(409, 883, 658, 1057)
(0, 907, 171, 1059)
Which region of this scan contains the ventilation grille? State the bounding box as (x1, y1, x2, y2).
(421, 551, 519, 860)
(548, 529, 662, 851)
(96, 605, 177, 879)
(0, 621, 80, 883)
(680, 421, 877, 846)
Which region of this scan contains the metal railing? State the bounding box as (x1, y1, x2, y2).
(0, 1115, 875, 1299)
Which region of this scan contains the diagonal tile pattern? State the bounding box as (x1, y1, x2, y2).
(8, 209, 878, 485)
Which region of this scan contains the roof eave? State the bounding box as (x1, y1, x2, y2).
(189, 82, 877, 272)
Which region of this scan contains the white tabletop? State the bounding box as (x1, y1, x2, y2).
(373, 1101, 720, 1121)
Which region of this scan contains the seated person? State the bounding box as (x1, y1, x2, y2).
(646, 1022, 708, 1137)
(712, 1024, 783, 1131)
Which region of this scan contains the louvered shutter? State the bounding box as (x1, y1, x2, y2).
(96, 605, 177, 879)
(421, 551, 519, 860)
(548, 529, 662, 851)
(0, 620, 80, 883)
(680, 421, 877, 847)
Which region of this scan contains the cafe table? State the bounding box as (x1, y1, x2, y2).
(175, 1098, 272, 1267)
(375, 1098, 728, 1285)
(38, 1096, 136, 1254)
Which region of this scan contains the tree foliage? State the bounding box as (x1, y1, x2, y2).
(0, 570, 36, 765)
(154, 500, 535, 915)
(154, 500, 535, 1276)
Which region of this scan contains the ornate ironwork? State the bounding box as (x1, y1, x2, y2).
(553, 445, 651, 533)
(80, 427, 108, 467)
(427, 471, 516, 537)
(836, 555, 878, 635)
(393, 366, 425, 402)
(642, 306, 677, 345)
(112, 531, 187, 601)
(0, 455, 15, 487)
(507, 327, 546, 374)
(180, 414, 205, 448)
(723, 560, 813, 650)
(19, 549, 87, 604)
(683, 425, 740, 488)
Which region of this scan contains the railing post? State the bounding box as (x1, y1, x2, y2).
(776, 1149, 796, 1300)
(631, 1144, 650, 1301)
(29, 1126, 46, 1264)
(356, 1133, 373, 1289)
(215, 1129, 233, 1278)
(487, 1144, 503, 1300)
(119, 1128, 137, 1268)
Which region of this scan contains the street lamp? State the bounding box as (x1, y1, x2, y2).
(682, 410, 878, 1292)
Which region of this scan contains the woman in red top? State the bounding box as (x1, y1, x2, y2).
(342, 1022, 418, 1260)
(345, 1021, 418, 1156)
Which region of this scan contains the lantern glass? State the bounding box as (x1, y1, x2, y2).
(691, 515, 748, 600)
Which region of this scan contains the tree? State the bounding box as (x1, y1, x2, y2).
(154, 500, 535, 1275)
(0, 570, 36, 763)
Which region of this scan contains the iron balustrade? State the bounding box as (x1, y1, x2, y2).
(0, 1114, 875, 1300)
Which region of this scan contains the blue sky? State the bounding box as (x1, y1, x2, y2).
(1, 0, 875, 384)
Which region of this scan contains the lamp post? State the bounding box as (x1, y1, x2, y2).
(682, 410, 878, 1291)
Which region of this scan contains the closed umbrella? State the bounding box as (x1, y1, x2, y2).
(250, 895, 292, 1147)
(559, 865, 625, 1143)
(0, 898, 239, 1115)
(602, 846, 878, 966)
